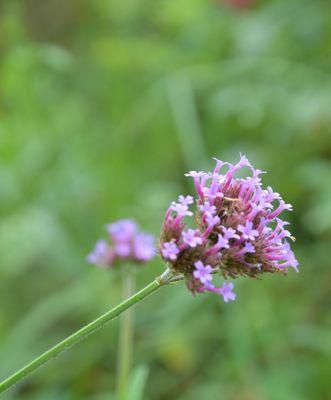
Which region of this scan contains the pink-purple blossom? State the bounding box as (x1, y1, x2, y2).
(170, 202, 193, 217)
(193, 261, 213, 284)
(182, 229, 203, 248)
(235, 242, 255, 258)
(178, 195, 194, 206)
(161, 241, 180, 261)
(160, 155, 299, 302)
(216, 234, 230, 250)
(217, 283, 236, 303)
(87, 219, 155, 267)
(222, 227, 240, 240)
(206, 214, 221, 228)
(237, 221, 259, 241)
(199, 202, 217, 216)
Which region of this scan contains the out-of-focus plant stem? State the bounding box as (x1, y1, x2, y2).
(0, 269, 174, 395)
(116, 270, 135, 400)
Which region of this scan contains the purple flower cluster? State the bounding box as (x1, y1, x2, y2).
(87, 219, 155, 267)
(160, 155, 298, 302)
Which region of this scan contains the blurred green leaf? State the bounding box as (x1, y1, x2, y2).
(127, 365, 149, 400)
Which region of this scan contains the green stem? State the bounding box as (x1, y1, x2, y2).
(0, 269, 174, 394)
(117, 271, 135, 400)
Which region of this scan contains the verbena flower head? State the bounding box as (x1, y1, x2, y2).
(160, 155, 298, 302)
(87, 219, 155, 267)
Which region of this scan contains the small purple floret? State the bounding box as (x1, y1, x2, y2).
(206, 214, 220, 228)
(216, 234, 230, 250)
(178, 195, 194, 206)
(237, 221, 259, 241)
(182, 229, 203, 248)
(193, 261, 213, 284)
(199, 202, 217, 216)
(162, 241, 180, 261)
(170, 202, 193, 217)
(218, 282, 236, 303)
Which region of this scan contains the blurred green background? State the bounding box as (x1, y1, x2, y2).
(0, 0, 331, 399)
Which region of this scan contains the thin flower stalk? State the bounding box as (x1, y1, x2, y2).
(0, 269, 173, 394)
(117, 270, 135, 400)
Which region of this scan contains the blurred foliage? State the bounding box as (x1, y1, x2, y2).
(0, 0, 331, 399)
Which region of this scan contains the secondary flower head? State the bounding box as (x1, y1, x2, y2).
(160, 155, 298, 302)
(87, 219, 155, 267)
